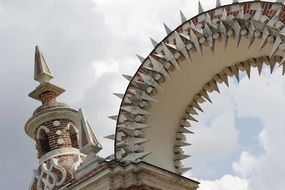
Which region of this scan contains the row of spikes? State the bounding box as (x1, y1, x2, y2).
(107, 1, 285, 172)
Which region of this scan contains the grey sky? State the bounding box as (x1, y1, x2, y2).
(0, 0, 284, 189)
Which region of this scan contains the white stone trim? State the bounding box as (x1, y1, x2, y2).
(39, 147, 81, 164)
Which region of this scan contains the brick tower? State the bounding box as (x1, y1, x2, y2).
(26, 46, 102, 190)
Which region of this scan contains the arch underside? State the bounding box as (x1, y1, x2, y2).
(113, 1, 285, 175)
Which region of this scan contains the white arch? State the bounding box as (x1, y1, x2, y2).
(114, 1, 285, 174)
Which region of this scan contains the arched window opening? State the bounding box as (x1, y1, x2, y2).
(36, 127, 50, 157)
(68, 123, 79, 149)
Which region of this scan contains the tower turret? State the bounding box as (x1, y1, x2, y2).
(26, 46, 101, 190)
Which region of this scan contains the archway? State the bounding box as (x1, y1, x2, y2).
(111, 0, 285, 175)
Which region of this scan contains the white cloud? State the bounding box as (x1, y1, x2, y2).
(199, 175, 248, 190)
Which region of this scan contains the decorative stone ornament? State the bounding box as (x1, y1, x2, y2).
(107, 1, 285, 175)
(53, 120, 60, 126)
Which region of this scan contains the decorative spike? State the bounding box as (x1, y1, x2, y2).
(34, 46, 53, 83)
(219, 73, 229, 87)
(187, 114, 198, 122)
(121, 106, 152, 115)
(138, 72, 164, 91)
(186, 106, 198, 115)
(129, 89, 158, 102)
(233, 20, 242, 47)
(136, 54, 145, 63)
(209, 80, 220, 93)
(175, 140, 191, 147)
(190, 28, 202, 56)
(180, 120, 191, 127)
(216, 0, 221, 7)
(174, 32, 192, 64)
(108, 115, 118, 121)
(270, 35, 282, 58)
(179, 127, 194, 134)
(230, 66, 240, 82)
(243, 62, 251, 79)
(176, 133, 186, 141)
(104, 134, 115, 140)
(125, 137, 149, 145)
(267, 9, 281, 27)
(113, 93, 124, 99)
(78, 109, 102, 155)
(162, 43, 181, 71)
(122, 152, 151, 162)
(198, 1, 204, 14)
(259, 27, 270, 52)
(150, 37, 158, 47)
(175, 154, 191, 160)
(191, 101, 204, 112)
(257, 60, 263, 76)
(200, 90, 212, 103)
(122, 74, 132, 81)
(269, 60, 276, 74)
(163, 23, 172, 35)
(148, 56, 171, 81)
(180, 10, 187, 23)
(176, 167, 192, 174)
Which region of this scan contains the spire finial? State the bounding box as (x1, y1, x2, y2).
(34, 46, 53, 83)
(78, 108, 102, 155)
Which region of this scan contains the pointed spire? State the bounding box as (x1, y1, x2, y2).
(163, 23, 172, 35)
(113, 93, 124, 99)
(78, 109, 102, 155)
(180, 10, 187, 23)
(29, 46, 64, 103)
(136, 54, 145, 63)
(122, 74, 132, 81)
(150, 37, 159, 47)
(216, 0, 221, 7)
(34, 46, 53, 83)
(198, 1, 204, 14)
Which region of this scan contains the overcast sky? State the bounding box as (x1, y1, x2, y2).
(0, 0, 284, 189)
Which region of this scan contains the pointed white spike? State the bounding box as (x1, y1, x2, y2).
(190, 28, 202, 56)
(216, 0, 221, 7)
(230, 66, 240, 82)
(149, 56, 172, 81)
(129, 89, 158, 102)
(113, 93, 124, 99)
(200, 90, 212, 103)
(138, 72, 164, 91)
(180, 10, 187, 23)
(233, 20, 242, 47)
(198, 1, 204, 14)
(191, 101, 204, 112)
(150, 37, 158, 47)
(78, 108, 102, 155)
(270, 35, 282, 58)
(136, 54, 145, 63)
(122, 74, 132, 81)
(219, 73, 229, 87)
(125, 137, 149, 145)
(259, 27, 270, 52)
(244, 63, 251, 79)
(179, 127, 194, 134)
(34, 46, 53, 83)
(104, 134, 115, 140)
(121, 106, 152, 115)
(163, 23, 172, 35)
(267, 9, 281, 27)
(209, 80, 220, 93)
(257, 61, 263, 76)
(108, 115, 118, 121)
(175, 154, 191, 160)
(175, 140, 191, 147)
(162, 43, 181, 71)
(174, 31, 192, 64)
